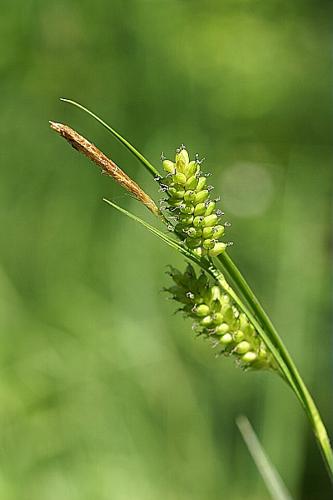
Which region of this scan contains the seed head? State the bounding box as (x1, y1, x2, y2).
(160, 147, 227, 257)
(165, 264, 276, 371)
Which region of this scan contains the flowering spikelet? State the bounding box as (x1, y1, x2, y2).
(166, 264, 275, 371)
(160, 146, 227, 257)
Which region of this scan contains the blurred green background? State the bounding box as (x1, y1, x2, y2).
(0, 0, 332, 498)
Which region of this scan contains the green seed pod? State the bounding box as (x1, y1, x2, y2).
(176, 148, 189, 171)
(162, 159, 175, 173)
(187, 161, 198, 176)
(185, 175, 198, 190)
(233, 330, 245, 343)
(180, 204, 194, 215)
(220, 333, 233, 345)
(174, 172, 187, 185)
(203, 214, 218, 227)
(235, 341, 251, 354)
(208, 242, 226, 257)
(201, 315, 213, 327)
(194, 190, 209, 204)
(203, 239, 215, 250)
(174, 189, 186, 200)
(193, 216, 204, 228)
(184, 190, 196, 203)
(212, 312, 223, 324)
(187, 227, 202, 239)
(213, 225, 225, 238)
(194, 203, 207, 216)
(179, 214, 194, 225)
(242, 352, 257, 363)
(195, 177, 207, 192)
(195, 304, 210, 317)
(244, 323, 255, 337)
(202, 226, 214, 239)
(204, 201, 216, 216)
(215, 323, 229, 335)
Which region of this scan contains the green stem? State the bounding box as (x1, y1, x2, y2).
(217, 252, 333, 481)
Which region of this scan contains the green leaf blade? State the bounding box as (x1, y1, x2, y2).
(60, 98, 160, 178)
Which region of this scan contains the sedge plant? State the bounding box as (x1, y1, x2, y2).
(50, 99, 333, 483)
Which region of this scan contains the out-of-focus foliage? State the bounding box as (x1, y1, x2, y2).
(0, 1, 332, 499)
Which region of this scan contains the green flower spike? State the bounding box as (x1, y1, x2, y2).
(160, 146, 227, 257)
(167, 264, 275, 371)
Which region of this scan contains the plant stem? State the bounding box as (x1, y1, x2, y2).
(217, 252, 333, 481)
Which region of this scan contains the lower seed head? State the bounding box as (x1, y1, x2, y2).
(167, 265, 276, 372)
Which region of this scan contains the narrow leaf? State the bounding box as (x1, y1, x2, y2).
(60, 98, 160, 178)
(237, 415, 293, 500)
(103, 198, 204, 268)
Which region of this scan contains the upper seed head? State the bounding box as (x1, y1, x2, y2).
(160, 147, 228, 257)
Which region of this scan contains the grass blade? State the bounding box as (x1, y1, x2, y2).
(237, 415, 293, 500)
(103, 198, 204, 267)
(60, 98, 160, 178)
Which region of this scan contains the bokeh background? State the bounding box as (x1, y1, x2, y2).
(0, 1, 332, 499)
